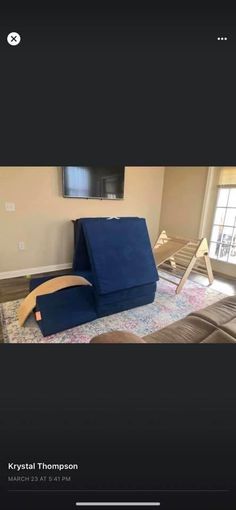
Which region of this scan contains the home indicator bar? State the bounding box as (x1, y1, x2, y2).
(76, 504, 161, 507)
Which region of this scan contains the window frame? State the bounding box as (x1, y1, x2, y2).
(209, 186, 236, 265)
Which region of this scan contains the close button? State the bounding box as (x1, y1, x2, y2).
(7, 32, 21, 46)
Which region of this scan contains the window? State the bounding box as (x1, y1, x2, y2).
(209, 168, 236, 264)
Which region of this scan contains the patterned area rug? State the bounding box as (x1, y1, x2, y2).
(0, 277, 226, 344)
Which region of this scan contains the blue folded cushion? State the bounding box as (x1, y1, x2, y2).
(97, 293, 155, 317)
(35, 286, 97, 337)
(81, 217, 158, 295)
(94, 282, 156, 305)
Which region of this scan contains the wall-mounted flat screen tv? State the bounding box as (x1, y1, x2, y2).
(63, 166, 125, 199)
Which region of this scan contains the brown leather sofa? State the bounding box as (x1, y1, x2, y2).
(90, 295, 236, 344)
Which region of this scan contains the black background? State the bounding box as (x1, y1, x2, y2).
(0, 3, 235, 164)
(0, 3, 236, 509)
(1, 346, 235, 509)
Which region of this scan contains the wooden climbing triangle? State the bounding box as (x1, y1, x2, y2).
(153, 230, 214, 294)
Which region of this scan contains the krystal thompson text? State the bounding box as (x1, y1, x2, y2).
(8, 462, 79, 471)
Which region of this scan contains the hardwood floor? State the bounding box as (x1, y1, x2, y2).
(0, 269, 235, 343)
(185, 271, 236, 296)
(161, 267, 236, 296)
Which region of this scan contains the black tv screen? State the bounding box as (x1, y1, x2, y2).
(63, 166, 125, 199)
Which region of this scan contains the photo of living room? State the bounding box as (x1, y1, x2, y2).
(0, 166, 236, 344)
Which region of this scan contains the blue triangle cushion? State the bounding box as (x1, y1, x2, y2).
(29, 217, 159, 336)
(74, 217, 158, 294)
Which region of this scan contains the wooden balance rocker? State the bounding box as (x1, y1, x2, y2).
(153, 230, 214, 294)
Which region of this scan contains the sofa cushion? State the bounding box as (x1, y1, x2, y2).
(200, 329, 236, 343)
(221, 318, 236, 338)
(192, 296, 236, 328)
(145, 295, 236, 344)
(90, 331, 145, 343)
(144, 316, 216, 344)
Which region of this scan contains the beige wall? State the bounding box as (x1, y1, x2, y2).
(0, 167, 164, 273)
(159, 167, 208, 239)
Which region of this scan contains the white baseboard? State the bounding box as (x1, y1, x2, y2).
(0, 263, 73, 280)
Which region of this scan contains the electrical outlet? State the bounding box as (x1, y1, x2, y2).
(5, 202, 15, 212)
(18, 241, 25, 251)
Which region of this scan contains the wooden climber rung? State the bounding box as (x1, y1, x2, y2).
(18, 275, 92, 327)
(153, 230, 214, 294)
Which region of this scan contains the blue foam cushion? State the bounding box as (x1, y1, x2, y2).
(95, 282, 156, 316)
(94, 282, 156, 305)
(81, 217, 158, 295)
(97, 292, 155, 317)
(73, 220, 92, 271)
(35, 286, 97, 337)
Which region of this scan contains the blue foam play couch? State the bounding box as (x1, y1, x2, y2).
(29, 217, 159, 336)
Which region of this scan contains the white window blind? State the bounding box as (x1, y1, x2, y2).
(219, 167, 236, 187)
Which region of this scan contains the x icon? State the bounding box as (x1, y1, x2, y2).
(7, 32, 21, 46)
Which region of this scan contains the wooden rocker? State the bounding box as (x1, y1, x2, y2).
(153, 230, 214, 294)
(18, 275, 92, 327)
